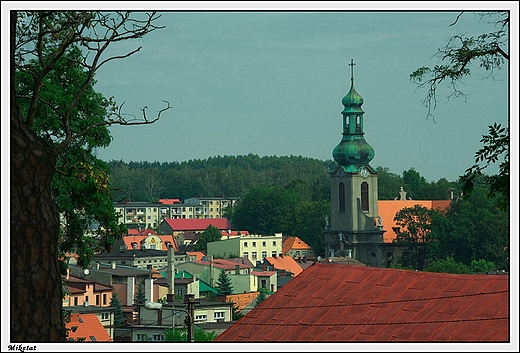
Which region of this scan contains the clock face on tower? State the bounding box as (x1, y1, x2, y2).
(360, 167, 368, 178)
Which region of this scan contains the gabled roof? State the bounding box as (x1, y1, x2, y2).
(121, 233, 177, 251)
(378, 200, 452, 243)
(186, 251, 205, 261)
(215, 264, 509, 342)
(66, 313, 112, 342)
(282, 236, 311, 254)
(161, 218, 231, 232)
(64, 275, 113, 293)
(264, 256, 303, 277)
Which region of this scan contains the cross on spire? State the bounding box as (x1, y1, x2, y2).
(349, 59, 356, 81)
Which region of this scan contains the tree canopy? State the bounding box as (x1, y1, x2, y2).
(410, 11, 509, 211)
(11, 11, 168, 341)
(215, 269, 234, 295)
(193, 225, 223, 253)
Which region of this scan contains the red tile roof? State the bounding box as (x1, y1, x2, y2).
(215, 264, 509, 342)
(66, 313, 112, 342)
(121, 234, 177, 251)
(282, 236, 311, 255)
(162, 218, 231, 232)
(265, 256, 303, 276)
(378, 200, 452, 243)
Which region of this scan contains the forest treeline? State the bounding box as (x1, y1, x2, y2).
(106, 154, 459, 203)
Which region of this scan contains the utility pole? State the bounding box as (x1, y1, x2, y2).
(183, 294, 198, 342)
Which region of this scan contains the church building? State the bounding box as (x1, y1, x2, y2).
(323, 59, 386, 267)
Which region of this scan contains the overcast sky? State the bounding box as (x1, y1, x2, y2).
(3, 2, 516, 185)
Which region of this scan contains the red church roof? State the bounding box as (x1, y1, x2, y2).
(378, 200, 452, 243)
(215, 264, 509, 342)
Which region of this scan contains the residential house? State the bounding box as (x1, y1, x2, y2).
(260, 254, 305, 289)
(121, 229, 177, 251)
(175, 256, 259, 294)
(127, 299, 234, 342)
(207, 233, 283, 263)
(113, 201, 170, 230)
(63, 273, 116, 340)
(282, 235, 314, 259)
(66, 312, 113, 342)
(184, 195, 238, 218)
(214, 263, 509, 342)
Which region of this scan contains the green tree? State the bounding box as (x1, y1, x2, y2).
(402, 168, 430, 199)
(426, 256, 471, 274)
(165, 327, 218, 342)
(392, 205, 446, 270)
(470, 259, 497, 273)
(11, 11, 168, 341)
(410, 11, 509, 210)
(109, 291, 125, 328)
(215, 269, 234, 295)
(193, 225, 223, 253)
(254, 287, 268, 307)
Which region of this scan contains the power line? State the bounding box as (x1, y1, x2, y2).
(250, 290, 508, 311)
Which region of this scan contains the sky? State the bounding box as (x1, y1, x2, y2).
(71, 3, 514, 184)
(3, 2, 516, 184)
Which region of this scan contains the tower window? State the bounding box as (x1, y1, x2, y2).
(339, 182, 345, 213)
(361, 182, 369, 211)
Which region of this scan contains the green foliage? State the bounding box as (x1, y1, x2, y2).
(109, 291, 126, 327)
(410, 11, 509, 211)
(470, 259, 496, 273)
(392, 205, 446, 270)
(134, 282, 147, 306)
(254, 287, 268, 307)
(460, 123, 509, 211)
(193, 225, 223, 253)
(165, 327, 218, 342)
(426, 257, 471, 274)
(215, 269, 234, 295)
(232, 303, 244, 321)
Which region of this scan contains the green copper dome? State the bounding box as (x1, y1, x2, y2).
(332, 59, 375, 172)
(333, 135, 375, 172)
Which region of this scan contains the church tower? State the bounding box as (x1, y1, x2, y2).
(324, 59, 385, 267)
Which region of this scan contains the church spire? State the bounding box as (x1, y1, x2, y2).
(332, 59, 374, 172)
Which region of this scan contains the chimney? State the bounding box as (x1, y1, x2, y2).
(127, 277, 135, 305)
(167, 247, 175, 295)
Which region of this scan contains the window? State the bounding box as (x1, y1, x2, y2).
(195, 314, 207, 321)
(271, 251, 277, 257)
(272, 241, 276, 246)
(96, 295, 100, 305)
(214, 312, 225, 319)
(103, 294, 107, 305)
(339, 182, 345, 213)
(101, 312, 110, 321)
(152, 334, 164, 341)
(262, 241, 266, 247)
(252, 252, 257, 261)
(262, 251, 267, 258)
(85, 296, 89, 303)
(243, 252, 248, 259)
(136, 334, 146, 341)
(74, 297, 78, 306)
(244, 242, 248, 248)
(252, 242, 256, 247)
(361, 182, 369, 211)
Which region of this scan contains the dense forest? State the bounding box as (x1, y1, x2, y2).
(106, 154, 459, 203)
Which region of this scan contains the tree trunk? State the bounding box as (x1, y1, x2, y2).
(10, 11, 66, 342)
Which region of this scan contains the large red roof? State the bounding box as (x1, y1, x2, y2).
(214, 264, 509, 342)
(162, 218, 231, 232)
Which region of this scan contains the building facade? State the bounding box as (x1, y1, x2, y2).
(207, 233, 284, 263)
